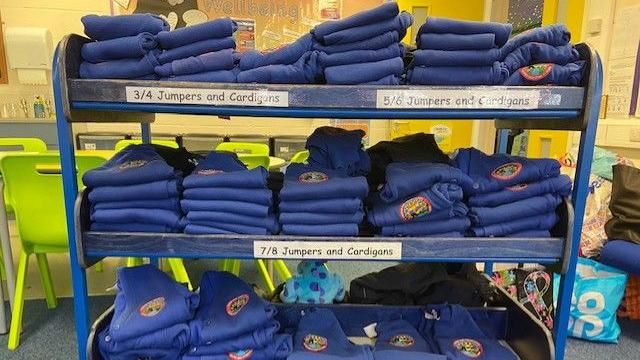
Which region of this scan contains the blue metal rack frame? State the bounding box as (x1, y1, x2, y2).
(52, 34, 602, 360)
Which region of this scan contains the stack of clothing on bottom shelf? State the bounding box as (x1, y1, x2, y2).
(98, 265, 199, 360)
(312, 2, 412, 85)
(368, 162, 473, 237)
(79, 14, 168, 79)
(155, 18, 239, 82)
(279, 164, 369, 236)
(454, 147, 572, 237)
(237, 34, 319, 84)
(83, 145, 184, 233)
(306, 126, 371, 177)
(181, 152, 277, 235)
(185, 271, 292, 360)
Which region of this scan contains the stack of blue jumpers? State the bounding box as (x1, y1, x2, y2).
(186, 271, 292, 360)
(155, 18, 239, 82)
(181, 151, 277, 235)
(307, 126, 371, 177)
(98, 265, 199, 360)
(83, 145, 185, 233)
(369, 162, 474, 237)
(79, 14, 168, 79)
(454, 148, 572, 237)
(409, 16, 585, 86)
(237, 34, 319, 84)
(312, 2, 412, 85)
(279, 164, 369, 236)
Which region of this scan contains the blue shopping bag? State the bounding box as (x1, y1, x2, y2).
(554, 258, 628, 343)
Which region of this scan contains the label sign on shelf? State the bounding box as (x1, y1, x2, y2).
(253, 241, 402, 260)
(125, 86, 289, 107)
(377, 89, 542, 110)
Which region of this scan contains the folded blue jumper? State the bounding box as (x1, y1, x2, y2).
(157, 37, 237, 64)
(417, 33, 496, 50)
(79, 52, 160, 79)
(312, 2, 399, 40)
(381, 217, 470, 236)
(413, 48, 502, 67)
(369, 186, 467, 227)
(502, 43, 580, 73)
(417, 17, 512, 47)
(501, 24, 571, 54)
(183, 334, 292, 360)
(155, 49, 236, 77)
(239, 34, 314, 70)
(306, 127, 371, 177)
(288, 308, 374, 360)
(365, 75, 401, 85)
(186, 211, 277, 231)
(91, 208, 184, 230)
(109, 265, 199, 342)
(237, 51, 319, 84)
(314, 31, 400, 54)
(181, 199, 270, 217)
(81, 33, 157, 63)
(163, 69, 238, 83)
(469, 193, 562, 226)
(453, 148, 562, 194)
(506, 230, 551, 237)
(190, 271, 277, 344)
(184, 320, 279, 355)
(185, 222, 277, 235)
(280, 164, 369, 201)
(83, 145, 176, 187)
(503, 61, 585, 86)
(325, 57, 404, 85)
(407, 62, 509, 86)
(379, 163, 473, 203)
(319, 43, 403, 68)
(82, 14, 169, 41)
(470, 212, 558, 237)
(90, 222, 179, 233)
(373, 319, 446, 360)
(468, 175, 572, 207)
(88, 179, 181, 203)
(92, 197, 181, 212)
(317, 12, 413, 46)
(183, 152, 267, 189)
(156, 18, 237, 49)
(282, 223, 360, 236)
(279, 211, 364, 225)
(183, 187, 272, 205)
(279, 198, 363, 214)
(98, 323, 189, 360)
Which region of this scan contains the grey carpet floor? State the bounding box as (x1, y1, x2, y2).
(0, 260, 638, 359)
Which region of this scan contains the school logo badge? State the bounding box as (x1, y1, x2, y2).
(491, 162, 523, 180)
(400, 196, 432, 222)
(452, 338, 483, 358)
(226, 294, 250, 316)
(118, 160, 148, 170)
(389, 334, 415, 347)
(139, 297, 165, 317)
(197, 169, 225, 176)
(520, 63, 553, 81)
(507, 183, 528, 192)
(303, 334, 328, 352)
(298, 171, 329, 183)
(228, 349, 253, 360)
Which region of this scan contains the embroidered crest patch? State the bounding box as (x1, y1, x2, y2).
(452, 338, 483, 358)
(507, 183, 528, 192)
(389, 334, 415, 347)
(520, 63, 553, 81)
(228, 349, 253, 360)
(226, 294, 249, 316)
(139, 297, 165, 317)
(491, 162, 523, 180)
(299, 171, 329, 183)
(118, 160, 148, 170)
(400, 196, 432, 222)
(303, 334, 328, 352)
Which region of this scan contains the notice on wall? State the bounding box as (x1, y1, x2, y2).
(376, 89, 542, 109)
(125, 86, 289, 107)
(254, 241, 402, 260)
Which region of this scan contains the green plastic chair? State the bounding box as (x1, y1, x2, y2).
(0, 153, 105, 350)
(237, 154, 270, 169)
(114, 139, 179, 151)
(290, 150, 309, 164)
(216, 142, 269, 155)
(0, 138, 48, 214)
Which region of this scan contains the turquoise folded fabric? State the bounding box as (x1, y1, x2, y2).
(82, 14, 169, 41)
(81, 33, 157, 63)
(156, 18, 237, 49)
